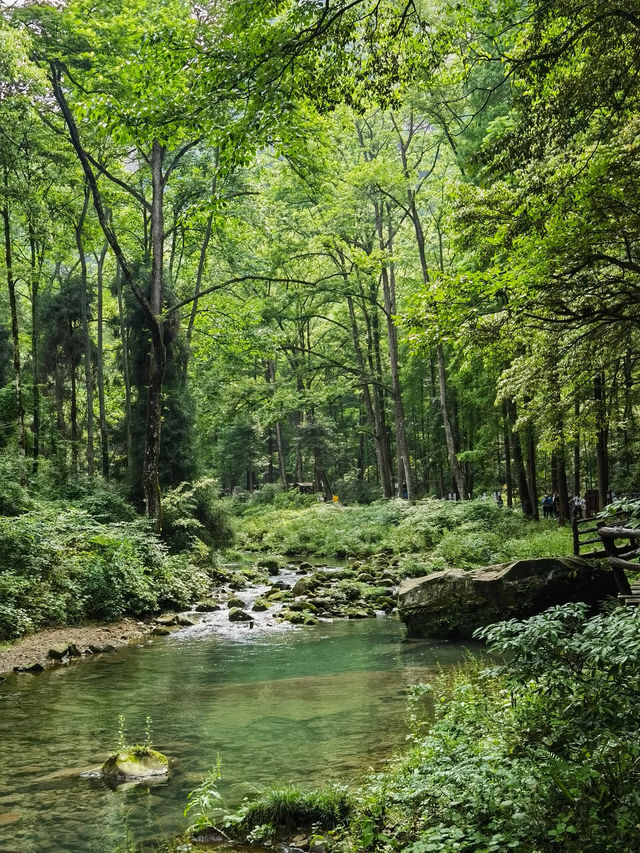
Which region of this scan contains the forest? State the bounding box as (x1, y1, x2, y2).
(2, 0, 640, 852)
(1, 0, 638, 521)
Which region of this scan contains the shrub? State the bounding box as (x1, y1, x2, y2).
(0, 508, 214, 639)
(0, 452, 30, 516)
(162, 478, 234, 551)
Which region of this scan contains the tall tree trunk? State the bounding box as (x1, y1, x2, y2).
(346, 291, 393, 497)
(96, 243, 109, 477)
(50, 65, 167, 528)
(116, 267, 134, 478)
(392, 127, 467, 498)
(2, 168, 26, 482)
(573, 397, 580, 496)
(508, 401, 533, 516)
(267, 359, 288, 488)
(375, 202, 414, 500)
(144, 139, 167, 529)
(437, 345, 469, 499)
(28, 223, 42, 476)
(70, 354, 78, 478)
(502, 403, 513, 507)
(525, 422, 539, 520)
(557, 444, 570, 525)
(76, 185, 94, 476)
(594, 372, 609, 510)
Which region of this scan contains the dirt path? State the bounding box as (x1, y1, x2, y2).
(0, 617, 155, 677)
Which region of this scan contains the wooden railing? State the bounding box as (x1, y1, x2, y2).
(597, 525, 640, 601)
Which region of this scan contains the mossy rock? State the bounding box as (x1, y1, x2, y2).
(152, 626, 171, 636)
(266, 590, 285, 600)
(346, 607, 372, 619)
(228, 607, 253, 622)
(227, 596, 246, 609)
(102, 747, 169, 782)
(195, 600, 221, 612)
(252, 598, 270, 612)
(289, 600, 317, 612)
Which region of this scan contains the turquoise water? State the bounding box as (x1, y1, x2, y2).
(0, 617, 476, 852)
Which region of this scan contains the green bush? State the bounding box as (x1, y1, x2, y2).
(162, 478, 234, 552)
(0, 507, 214, 639)
(0, 452, 30, 516)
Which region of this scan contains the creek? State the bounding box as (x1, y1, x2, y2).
(0, 568, 478, 853)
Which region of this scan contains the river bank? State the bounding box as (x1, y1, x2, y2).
(0, 616, 156, 676)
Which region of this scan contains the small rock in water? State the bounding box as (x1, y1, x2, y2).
(88, 643, 104, 654)
(14, 661, 44, 673)
(151, 627, 171, 636)
(176, 615, 195, 626)
(228, 607, 253, 622)
(155, 614, 178, 626)
(227, 596, 246, 609)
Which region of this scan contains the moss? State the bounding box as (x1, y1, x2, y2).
(102, 746, 169, 781)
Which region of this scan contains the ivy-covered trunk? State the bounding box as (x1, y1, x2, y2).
(143, 140, 166, 531)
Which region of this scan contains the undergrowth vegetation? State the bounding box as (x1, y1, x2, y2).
(0, 477, 233, 640)
(231, 497, 570, 569)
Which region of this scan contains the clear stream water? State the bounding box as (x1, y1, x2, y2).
(0, 586, 477, 853)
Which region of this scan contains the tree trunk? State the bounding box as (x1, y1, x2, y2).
(525, 422, 539, 520)
(70, 355, 78, 478)
(346, 292, 393, 497)
(393, 131, 467, 499)
(502, 403, 513, 507)
(508, 401, 533, 516)
(375, 202, 414, 500)
(116, 267, 134, 478)
(557, 444, 570, 525)
(437, 344, 469, 500)
(96, 243, 109, 477)
(143, 140, 167, 530)
(267, 359, 288, 488)
(28, 224, 41, 476)
(594, 372, 609, 510)
(76, 185, 94, 477)
(573, 397, 580, 496)
(2, 169, 26, 482)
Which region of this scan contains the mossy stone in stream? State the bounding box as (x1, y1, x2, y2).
(101, 747, 169, 783)
(228, 607, 253, 622)
(227, 596, 246, 609)
(252, 598, 270, 612)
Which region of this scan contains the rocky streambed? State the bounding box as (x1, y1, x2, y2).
(0, 552, 400, 678)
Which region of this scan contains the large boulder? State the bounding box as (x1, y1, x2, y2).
(398, 557, 618, 639)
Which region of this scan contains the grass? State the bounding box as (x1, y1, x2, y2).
(223, 783, 353, 841)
